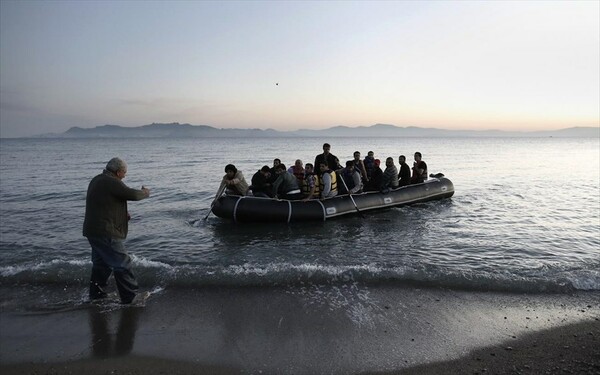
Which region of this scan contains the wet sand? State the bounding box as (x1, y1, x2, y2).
(1, 285, 598, 374)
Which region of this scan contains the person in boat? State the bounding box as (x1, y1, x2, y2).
(250, 165, 273, 198)
(381, 157, 399, 193)
(272, 164, 303, 200)
(411, 152, 428, 184)
(338, 160, 363, 195)
(363, 151, 375, 181)
(219, 164, 249, 197)
(352, 151, 369, 183)
(301, 163, 320, 201)
(364, 159, 383, 192)
(398, 155, 411, 187)
(287, 159, 305, 185)
(268, 158, 281, 184)
(318, 162, 338, 199)
(314, 143, 340, 176)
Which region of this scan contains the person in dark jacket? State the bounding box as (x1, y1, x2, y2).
(338, 160, 363, 194)
(411, 152, 428, 184)
(268, 158, 281, 184)
(363, 151, 375, 180)
(398, 155, 411, 187)
(251, 166, 273, 198)
(83, 157, 150, 304)
(364, 159, 383, 192)
(314, 143, 340, 176)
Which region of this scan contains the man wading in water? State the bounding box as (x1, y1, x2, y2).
(83, 157, 151, 304)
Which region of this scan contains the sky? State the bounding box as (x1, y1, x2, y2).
(1, 1, 599, 138)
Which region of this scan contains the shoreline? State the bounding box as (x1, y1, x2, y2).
(1, 320, 598, 375)
(1, 285, 599, 374)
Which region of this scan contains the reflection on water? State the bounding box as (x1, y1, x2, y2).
(89, 307, 140, 358)
(206, 204, 435, 266)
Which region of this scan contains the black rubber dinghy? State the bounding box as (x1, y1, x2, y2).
(211, 176, 454, 223)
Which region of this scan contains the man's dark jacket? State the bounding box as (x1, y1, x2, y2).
(83, 170, 147, 239)
(314, 153, 340, 176)
(398, 162, 411, 187)
(251, 170, 272, 197)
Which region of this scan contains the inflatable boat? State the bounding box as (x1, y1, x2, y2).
(210, 175, 454, 223)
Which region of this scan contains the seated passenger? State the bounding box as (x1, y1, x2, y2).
(318, 162, 338, 199)
(272, 164, 303, 200)
(398, 155, 411, 187)
(268, 158, 281, 184)
(301, 163, 320, 201)
(363, 151, 375, 180)
(381, 157, 399, 193)
(411, 152, 428, 184)
(338, 160, 363, 195)
(287, 159, 305, 185)
(219, 164, 249, 197)
(352, 151, 369, 183)
(364, 159, 383, 192)
(250, 165, 273, 198)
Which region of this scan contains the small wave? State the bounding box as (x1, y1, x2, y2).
(565, 269, 600, 291)
(0, 259, 89, 277)
(130, 254, 175, 270)
(1, 258, 599, 294)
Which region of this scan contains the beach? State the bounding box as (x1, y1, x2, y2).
(1, 284, 598, 374)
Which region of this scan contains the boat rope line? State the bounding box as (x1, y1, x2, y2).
(215, 179, 453, 221)
(233, 196, 244, 223)
(325, 189, 453, 218)
(316, 200, 327, 221)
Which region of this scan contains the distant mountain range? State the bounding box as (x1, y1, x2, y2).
(33, 122, 599, 138)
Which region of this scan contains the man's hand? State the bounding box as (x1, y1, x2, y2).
(142, 186, 150, 197)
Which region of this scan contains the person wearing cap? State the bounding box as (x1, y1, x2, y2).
(250, 165, 273, 198)
(398, 155, 411, 187)
(83, 157, 150, 304)
(218, 164, 249, 196)
(364, 158, 383, 192)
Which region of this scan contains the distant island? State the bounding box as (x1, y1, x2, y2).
(32, 122, 599, 138)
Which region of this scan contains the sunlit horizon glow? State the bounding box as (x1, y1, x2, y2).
(1, 1, 598, 137)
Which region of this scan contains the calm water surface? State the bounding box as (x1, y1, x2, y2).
(1, 137, 599, 298)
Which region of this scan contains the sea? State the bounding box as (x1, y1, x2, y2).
(0, 136, 599, 309)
